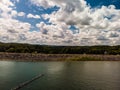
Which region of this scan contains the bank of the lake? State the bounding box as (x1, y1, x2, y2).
(0, 53, 120, 61)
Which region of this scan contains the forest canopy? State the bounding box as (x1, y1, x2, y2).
(0, 42, 120, 55)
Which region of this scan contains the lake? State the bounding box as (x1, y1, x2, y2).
(0, 61, 120, 90)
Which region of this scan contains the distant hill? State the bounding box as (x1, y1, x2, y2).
(0, 42, 120, 55)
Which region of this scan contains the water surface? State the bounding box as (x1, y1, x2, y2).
(0, 61, 120, 90)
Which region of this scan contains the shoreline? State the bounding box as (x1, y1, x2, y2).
(0, 52, 120, 61)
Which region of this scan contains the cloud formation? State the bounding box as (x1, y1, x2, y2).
(31, 0, 120, 45)
(0, 0, 120, 45)
(27, 13, 40, 19)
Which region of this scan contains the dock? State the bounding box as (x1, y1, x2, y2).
(11, 74, 44, 90)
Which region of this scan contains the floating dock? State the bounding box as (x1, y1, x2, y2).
(11, 74, 44, 90)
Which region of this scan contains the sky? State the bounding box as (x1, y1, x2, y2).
(0, 0, 120, 46)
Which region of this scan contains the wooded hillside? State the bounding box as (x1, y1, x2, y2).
(0, 42, 120, 55)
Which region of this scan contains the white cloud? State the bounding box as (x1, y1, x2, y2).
(11, 10, 18, 17)
(0, 18, 31, 43)
(27, 13, 40, 19)
(0, 0, 120, 45)
(16, 0, 19, 3)
(0, 0, 14, 18)
(31, 0, 120, 45)
(30, 0, 55, 9)
(18, 12, 25, 17)
(0, 0, 31, 43)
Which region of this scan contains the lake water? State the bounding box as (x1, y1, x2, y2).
(0, 61, 120, 90)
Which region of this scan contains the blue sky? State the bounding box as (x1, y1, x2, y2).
(11, 0, 120, 31)
(12, 0, 60, 31)
(86, 0, 120, 9)
(11, 0, 120, 27)
(0, 0, 120, 45)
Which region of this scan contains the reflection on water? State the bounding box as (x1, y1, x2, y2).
(0, 61, 120, 90)
(46, 62, 65, 74)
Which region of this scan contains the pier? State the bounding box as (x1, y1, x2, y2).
(11, 74, 44, 90)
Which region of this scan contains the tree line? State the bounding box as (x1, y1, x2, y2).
(0, 42, 120, 55)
